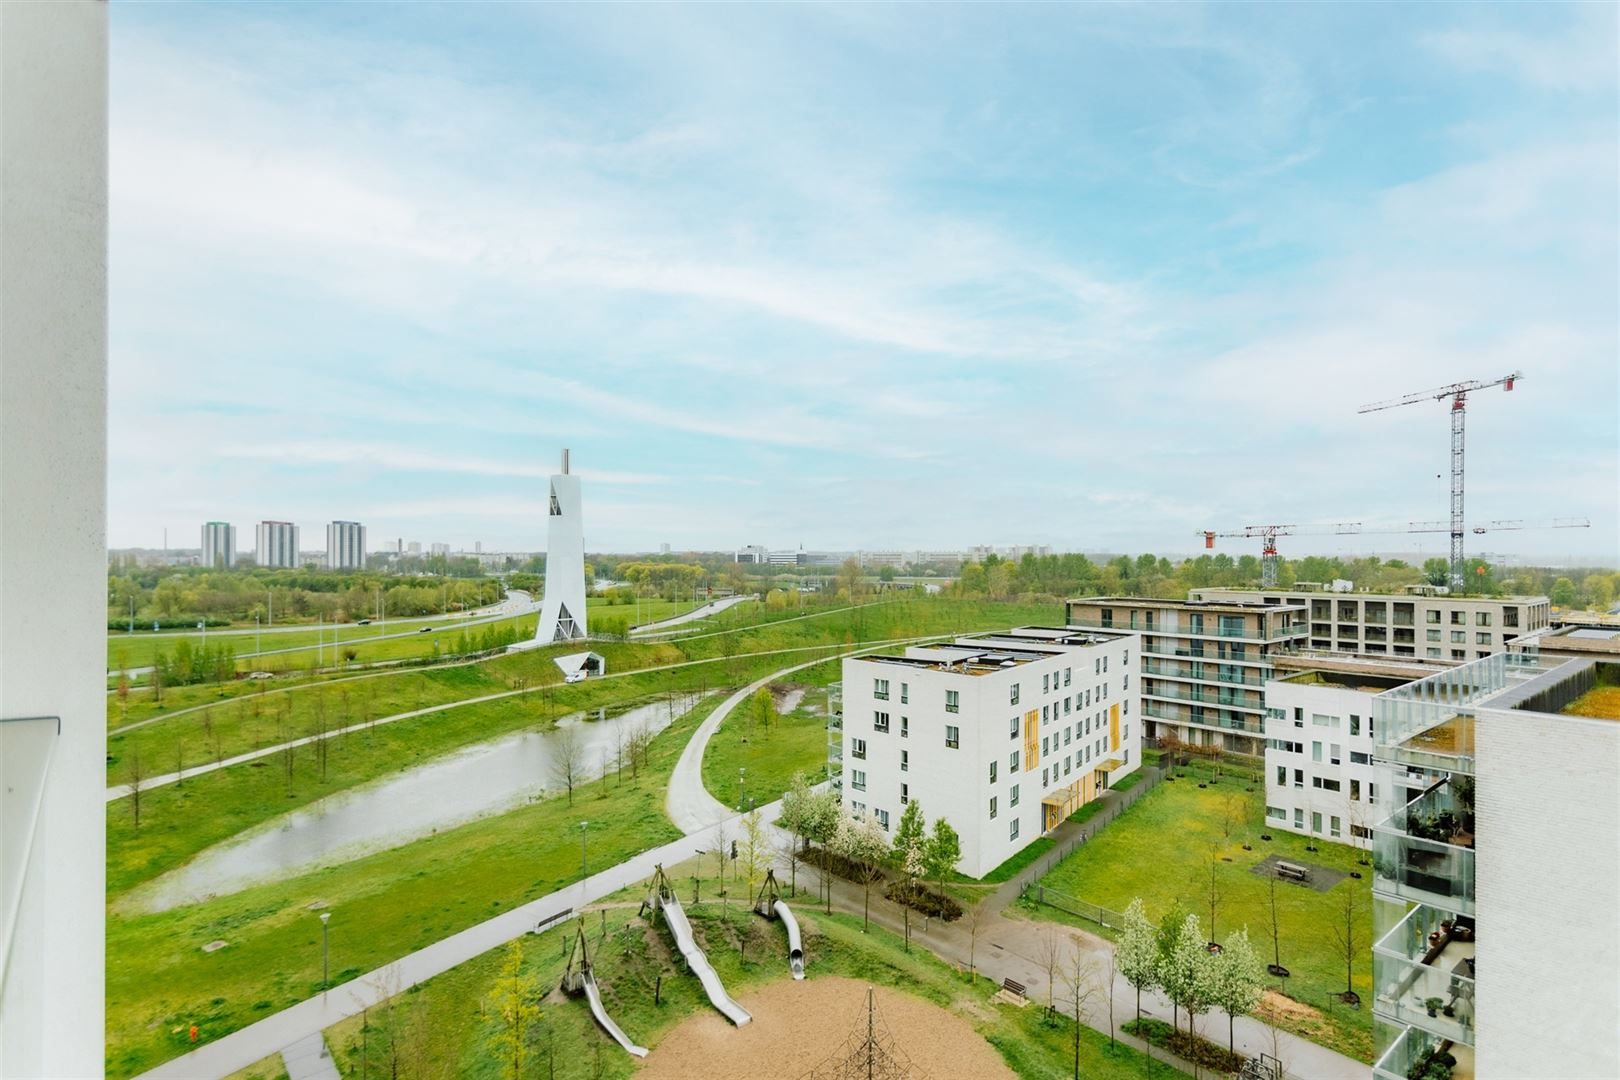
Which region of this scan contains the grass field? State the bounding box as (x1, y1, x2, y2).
(317, 902, 1187, 1080)
(1020, 756, 1375, 1063)
(105, 691, 723, 1077)
(699, 661, 839, 809)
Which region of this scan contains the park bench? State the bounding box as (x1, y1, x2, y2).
(1001, 977, 1027, 999)
(1275, 861, 1309, 882)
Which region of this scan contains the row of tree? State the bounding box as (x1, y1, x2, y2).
(108, 568, 503, 626)
(1116, 899, 1266, 1057)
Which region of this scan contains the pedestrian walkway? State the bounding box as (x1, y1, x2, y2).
(279, 1033, 339, 1080)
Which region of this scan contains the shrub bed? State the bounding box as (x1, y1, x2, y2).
(883, 879, 963, 922)
(1123, 1017, 1245, 1074)
(801, 845, 885, 886)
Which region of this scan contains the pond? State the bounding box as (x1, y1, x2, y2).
(133, 692, 703, 912)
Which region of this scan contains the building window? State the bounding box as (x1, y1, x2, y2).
(1293, 707, 1303, 726)
(989, 796, 998, 819)
(1350, 779, 1361, 801)
(1010, 784, 1020, 807)
(1312, 811, 1323, 834)
(1010, 750, 1020, 772)
(900, 682, 909, 704)
(989, 761, 998, 784)
(945, 690, 959, 714)
(1476, 612, 1491, 627)
(1350, 751, 1370, 765)
(1476, 632, 1491, 645)
(1451, 610, 1465, 625)
(1010, 683, 1020, 705)
(900, 783, 909, 804)
(1293, 768, 1303, 788)
(1312, 713, 1332, 727)
(1042, 736, 1050, 756)
(1369, 782, 1377, 802)
(851, 770, 866, 791)
(1043, 673, 1050, 693)
(1063, 697, 1071, 715)
(874, 712, 890, 734)
(851, 738, 867, 760)
(1063, 757, 1072, 776)
(1427, 629, 1441, 642)
(1267, 806, 1285, 821)
(1042, 704, 1050, 723)
(1064, 668, 1072, 687)
(1451, 630, 1465, 643)
(1294, 808, 1304, 828)
(1276, 765, 1286, 786)
(1009, 818, 1020, 841)
(1503, 607, 1519, 628)
(1312, 741, 1322, 762)
(876, 809, 890, 830)
(1349, 714, 1361, 737)
(1064, 728, 1072, 746)
(1330, 743, 1342, 765)
(1350, 824, 1372, 840)
(945, 725, 959, 749)
(1427, 647, 1442, 658)
(851, 801, 865, 815)
(1043, 767, 1050, 786)
(900, 750, 909, 772)
(901, 716, 909, 738)
(874, 678, 889, 701)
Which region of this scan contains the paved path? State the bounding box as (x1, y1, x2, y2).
(278, 1033, 339, 1080)
(631, 595, 755, 635)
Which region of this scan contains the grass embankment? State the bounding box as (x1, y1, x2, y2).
(105, 691, 723, 1077)
(1020, 757, 1374, 1062)
(320, 902, 1185, 1080)
(107, 597, 698, 681)
(699, 662, 840, 808)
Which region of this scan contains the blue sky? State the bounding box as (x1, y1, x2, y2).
(109, 3, 1617, 561)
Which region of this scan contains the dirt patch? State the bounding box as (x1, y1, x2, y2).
(1255, 989, 1322, 1026)
(635, 975, 1014, 1080)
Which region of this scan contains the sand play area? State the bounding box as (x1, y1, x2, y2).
(634, 975, 1015, 1080)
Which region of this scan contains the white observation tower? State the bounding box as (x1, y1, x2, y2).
(534, 448, 588, 643)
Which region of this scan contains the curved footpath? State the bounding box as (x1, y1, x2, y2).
(630, 594, 755, 635)
(129, 648, 864, 1080)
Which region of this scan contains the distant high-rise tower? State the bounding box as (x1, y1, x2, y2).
(256, 520, 299, 569)
(326, 520, 366, 570)
(534, 448, 587, 643)
(201, 521, 236, 569)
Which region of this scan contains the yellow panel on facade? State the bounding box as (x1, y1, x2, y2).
(1022, 708, 1040, 769)
(1110, 703, 1120, 752)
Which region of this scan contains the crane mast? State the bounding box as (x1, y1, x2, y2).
(1357, 371, 1520, 590)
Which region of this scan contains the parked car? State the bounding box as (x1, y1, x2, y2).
(418, 626, 433, 633)
(357, 619, 370, 625)
(565, 670, 587, 684)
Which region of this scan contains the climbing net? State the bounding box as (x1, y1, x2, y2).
(800, 986, 928, 1080)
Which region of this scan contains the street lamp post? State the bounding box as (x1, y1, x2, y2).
(578, 821, 589, 885)
(738, 767, 747, 812)
(319, 911, 331, 992)
(255, 614, 260, 657)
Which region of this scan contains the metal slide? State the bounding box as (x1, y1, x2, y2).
(773, 900, 805, 980)
(659, 894, 753, 1025)
(581, 971, 649, 1057)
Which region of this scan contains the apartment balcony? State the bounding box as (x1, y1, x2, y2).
(1070, 618, 1306, 643)
(1374, 904, 1476, 1047)
(1372, 784, 1476, 914)
(1142, 703, 1264, 734)
(1139, 642, 1274, 668)
(1140, 660, 1268, 687)
(1374, 1024, 1473, 1080)
(1143, 682, 1264, 713)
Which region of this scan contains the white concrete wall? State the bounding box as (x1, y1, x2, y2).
(0, 3, 107, 1075)
(842, 635, 1137, 878)
(1475, 708, 1620, 1078)
(536, 469, 586, 642)
(1262, 679, 1382, 847)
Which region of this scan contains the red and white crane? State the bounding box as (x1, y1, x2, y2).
(1357, 371, 1520, 589)
(1199, 517, 1589, 588)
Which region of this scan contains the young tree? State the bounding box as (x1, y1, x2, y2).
(1165, 914, 1216, 1045)
(1117, 898, 1159, 1028)
(1266, 873, 1286, 976)
(739, 808, 768, 903)
(485, 941, 540, 1080)
(1205, 847, 1222, 943)
(925, 817, 962, 902)
(833, 810, 889, 932)
(126, 740, 145, 829)
(778, 771, 816, 853)
(1210, 927, 1265, 1056)
(1331, 884, 1363, 1002)
(1038, 926, 1063, 1021)
(890, 799, 928, 947)
(549, 724, 583, 806)
(1061, 938, 1105, 1079)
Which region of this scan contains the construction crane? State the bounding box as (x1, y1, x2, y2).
(1200, 517, 1589, 588)
(1358, 371, 1521, 589)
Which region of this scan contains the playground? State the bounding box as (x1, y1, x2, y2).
(636, 976, 1014, 1080)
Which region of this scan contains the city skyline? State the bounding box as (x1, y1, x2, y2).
(108, 4, 1617, 556)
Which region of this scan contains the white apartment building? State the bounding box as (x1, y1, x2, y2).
(325, 520, 366, 571)
(1261, 656, 1451, 850)
(838, 627, 1140, 879)
(1370, 651, 1620, 1080)
(255, 520, 299, 569)
(429, 542, 450, 557)
(200, 521, 235, 569)
(1190, 588, 1550, 662)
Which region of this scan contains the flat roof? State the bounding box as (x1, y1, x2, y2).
(1067, 595, 1306, 613)
(1277, 669, 1416, 693)
(853, 626, 1126, 675)
(1192, 586, 1549, 603)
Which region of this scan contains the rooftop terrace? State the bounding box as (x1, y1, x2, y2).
(854, 626, 1127, 675)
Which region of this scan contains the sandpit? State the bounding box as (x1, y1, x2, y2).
(635, 975, 1014, 1080)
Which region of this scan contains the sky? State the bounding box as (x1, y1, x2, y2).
(108, 2, 1618, 562)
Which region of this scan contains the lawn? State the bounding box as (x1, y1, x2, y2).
(318, 899, 1186, 1080)
(1020, 756, 1375, 1063)
(699, 661, 840, 809)
(105, 691, 724, 1077)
